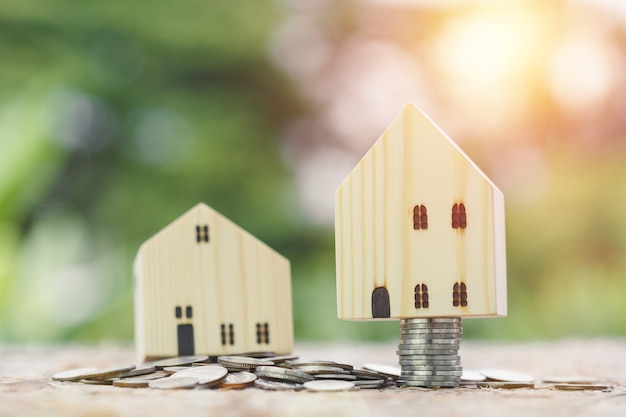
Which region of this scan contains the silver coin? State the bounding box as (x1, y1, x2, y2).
(403, 371, 462, 377)
(124, 364, 157, 377)
(289, 360, 353, 370)
(256, 366, 315, 383)
(264, 354, 299, 363)
(542, 375, 599, 384)
(398, 380, 458, 388)
(401, 370, 463, 377)
(163, 366, 192, 375)
(397, 338, 461, 345)
(152, 356, 209, 369)
(461, 370, 486, 382)
(122, 371, 169, 381)
(398, 353, 460, 358)
(400, 378, 461, 385)
(354, 379, 387, 389)
(363, 364, 401, 378)
(554, 383, 612, 391)
(78, 365, 136, 381)
(398, 376, 458, 382)
(400, 365, 463, 372)
(400, 329, 463, 340)
(149, 376, 198, 389)
(396, 348, 459, 355)
(480, 369, 534, 383)
(254, 379, 304, 390)
(52, 368, 98, 382)
(171, 365, 228, 386)
(296, 365, 352, 375)
(351, 369, 387, 380)
(217, 356, 274, 369)
(223, 367, 250, 373)
(477, 381, 534, 389)
(397, 343, 460, 350)
(113, 378, 153, 388)
(218, 372, 257, 389)
(79, 378, 115, 385)
(401, 324, 462, 330)
(399, 359, 460, 366)
(315, 373, 357, 381)
(257, 372, 312, 384)
(397, 347, 461, 354)
(304, 380, 355, 392)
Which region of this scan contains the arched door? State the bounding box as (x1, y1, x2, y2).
(372, 287, 391, 318)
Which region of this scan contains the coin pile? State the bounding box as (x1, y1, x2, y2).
(51, 352, 616, 393)
(396, 317, 463, 388)
(52, 354, 395, 392)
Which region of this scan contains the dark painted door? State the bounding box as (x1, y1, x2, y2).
(372, 287, 391, 318)
(177, 324, 195, 355)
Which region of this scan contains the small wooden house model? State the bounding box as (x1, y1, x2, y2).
(134, 203, 293, 361)
(335, 104, 506, 320)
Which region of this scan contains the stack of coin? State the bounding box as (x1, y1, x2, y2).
(396, 317, 462, 388)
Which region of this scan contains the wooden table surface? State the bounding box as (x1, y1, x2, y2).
(2, 339, 626, 417)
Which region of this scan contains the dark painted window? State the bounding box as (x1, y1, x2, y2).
(186, 306, 193, 318)
(195, 225, 209, 243)
(175, 306, 182, 319)
(220, 323, 235, 346)
(256, 322, 270, 344)
(220, 323, 235, 345)
(452, 203, 467, 229)
(414, 284, 429, 309)
(413, 205, 428, 230)
(452, 282, 468, 307)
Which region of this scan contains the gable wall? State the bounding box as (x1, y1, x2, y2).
(336, 106, 505, 320)
(134, 204, 292, 360)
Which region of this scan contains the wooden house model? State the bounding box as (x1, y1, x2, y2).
(335, 104, 507, 320)
(133, 203, 293, 361)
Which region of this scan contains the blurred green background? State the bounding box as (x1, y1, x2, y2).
(1, 0, 626, 344)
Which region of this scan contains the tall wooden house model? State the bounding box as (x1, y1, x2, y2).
(335, 104, 507, 320)
(134, 203, 293, 361)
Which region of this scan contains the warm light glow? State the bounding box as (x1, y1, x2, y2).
(547, 29, 616, 113)
(431, 6, 552, 135)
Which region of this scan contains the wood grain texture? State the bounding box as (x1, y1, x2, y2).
(134, 203, 293, 362)
(335, 104, 506, 320)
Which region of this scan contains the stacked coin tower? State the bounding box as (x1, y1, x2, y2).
(396, 317, 462, 388)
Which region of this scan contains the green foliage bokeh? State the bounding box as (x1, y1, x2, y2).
(1, 0, 626, 344)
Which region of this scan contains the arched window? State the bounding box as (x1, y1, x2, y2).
(452, 282, 468, 307)
(414, 284, 429, 309)
(413, 205, 428, 230)
(451, 203, 467, 229)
